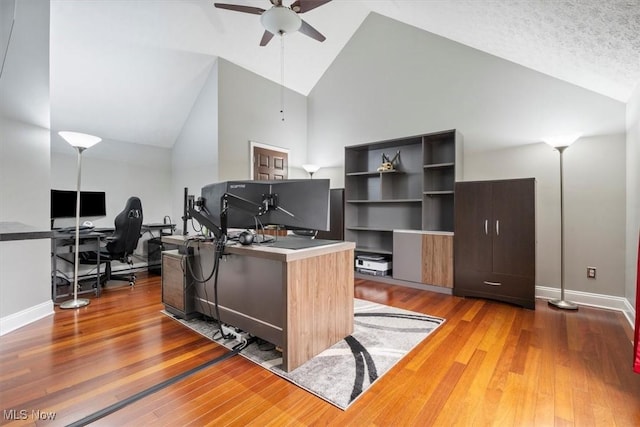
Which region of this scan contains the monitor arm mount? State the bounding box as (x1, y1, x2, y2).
(184, 192, 264, 241)
(222, 191, 296, 228)
(183, 188, 297, 241)
(220, 192, 275, 235)
(187, 201, 223, 240)
(182, 191, 223, 240)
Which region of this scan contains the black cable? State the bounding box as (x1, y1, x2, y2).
(66, 348, 241, 427)
(184, 239, 216, 284)
(179, 243, 214, 322)
(181, 240, 214, 320)
(196, 241, 216, 325)
(190, 218, 202, 233)
(252, 217, 274, 244)
(182, 238, 229, 340)
(212, 239, 228, 339)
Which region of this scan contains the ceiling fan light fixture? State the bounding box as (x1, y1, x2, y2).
(260, 6, 301, 35)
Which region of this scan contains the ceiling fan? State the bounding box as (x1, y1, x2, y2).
(214, 0, 332, 46)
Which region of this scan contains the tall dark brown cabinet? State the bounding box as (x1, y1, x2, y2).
(453, 178, 535, 309)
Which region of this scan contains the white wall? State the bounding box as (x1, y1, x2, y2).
(627, 82, 640, 310)
(172, 59, 219, 234)
(217, 59, 308, 182)
(0, 0, 52, 334)
(172, 58, 309, 234)
(307, 13, 628, 298)
(50, 134, 173, 230)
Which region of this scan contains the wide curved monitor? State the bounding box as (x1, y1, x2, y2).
(200, 179, 330, 232)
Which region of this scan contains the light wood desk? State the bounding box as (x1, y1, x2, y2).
(162, 235, 355, 372)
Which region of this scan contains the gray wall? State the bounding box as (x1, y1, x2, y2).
(627, 83, 640, 310)
(171, 59, 219, 233)
(217, 58, 308, 182)
(172, 59, 309, 233)
(464, 136, 625, 296)
(0, 0, 52, 333)
(307, 13, 628, 298)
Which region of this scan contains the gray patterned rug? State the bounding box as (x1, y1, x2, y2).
(165, 299, 444, 410)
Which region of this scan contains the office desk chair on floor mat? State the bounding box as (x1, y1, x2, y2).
(81, 196, 143, 287)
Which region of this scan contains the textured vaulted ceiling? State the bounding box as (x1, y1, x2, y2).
(50, 0, 640, 148)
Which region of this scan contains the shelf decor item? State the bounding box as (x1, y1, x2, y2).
(377, 150, 400, 172)
(544, 134, 581, 311)
(58, 131, 102, 309)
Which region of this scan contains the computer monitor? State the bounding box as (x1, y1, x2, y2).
(200, 180, 330, 232)
(51, 189, 107, 218)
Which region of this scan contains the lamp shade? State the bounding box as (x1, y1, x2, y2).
(260, 6, 301, 35)
(59, 131, 102, 149)
(302, 164, 320, 174)
(543, 133, 581, 149)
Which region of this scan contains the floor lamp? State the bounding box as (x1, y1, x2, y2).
(302, 164, 320, 179)
(545, 134, 580, 310)
(58, 131, 102, 309)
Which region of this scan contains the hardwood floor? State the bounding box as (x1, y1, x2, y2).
(1, 273, 639, 426)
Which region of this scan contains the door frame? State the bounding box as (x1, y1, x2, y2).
(249, 140, 290, 180)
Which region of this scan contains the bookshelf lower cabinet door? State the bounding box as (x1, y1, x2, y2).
(393, 231, 422, 283)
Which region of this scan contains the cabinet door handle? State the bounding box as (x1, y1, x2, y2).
(483, 281, 502, 286)
(484, 219, 488, 235)
(495, 220, 500, 236)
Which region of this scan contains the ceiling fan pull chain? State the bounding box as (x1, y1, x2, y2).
(280, 33, 285, 121)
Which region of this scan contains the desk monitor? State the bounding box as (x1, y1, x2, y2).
(51, 189, 106, 218)
(200, 180, 330, 232)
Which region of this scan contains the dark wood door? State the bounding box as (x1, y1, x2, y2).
(253, 146, 288, 180)
(454, 181, 493, 273)
(491, 179, 535, 278)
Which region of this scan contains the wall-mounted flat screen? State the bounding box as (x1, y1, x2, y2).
(51, 189, 107, 218)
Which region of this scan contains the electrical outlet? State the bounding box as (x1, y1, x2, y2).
(587, 267, 596, 279)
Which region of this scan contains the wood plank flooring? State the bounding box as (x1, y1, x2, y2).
(1, 273, 639, 426)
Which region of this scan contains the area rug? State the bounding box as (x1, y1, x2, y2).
(165, 299, 444, 410)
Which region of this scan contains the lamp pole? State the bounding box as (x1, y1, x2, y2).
(548, 144, 578, 310)
(60, 147, 90, 308)
(58, 131, 101, 309)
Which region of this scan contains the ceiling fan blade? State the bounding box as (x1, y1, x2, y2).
(270, 0, 283, 5)
(260, 30, 275, 46)
(299, 19, 326, 42)
(213, 3, 265, 15)
(291, 0, 332, 14)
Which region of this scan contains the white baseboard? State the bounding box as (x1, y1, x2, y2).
(536, 286, 636, 329)
(1, 262, 149, 336)
(0, 300, 54, 336)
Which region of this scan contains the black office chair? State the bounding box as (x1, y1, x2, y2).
(82, 197, 143, 287)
